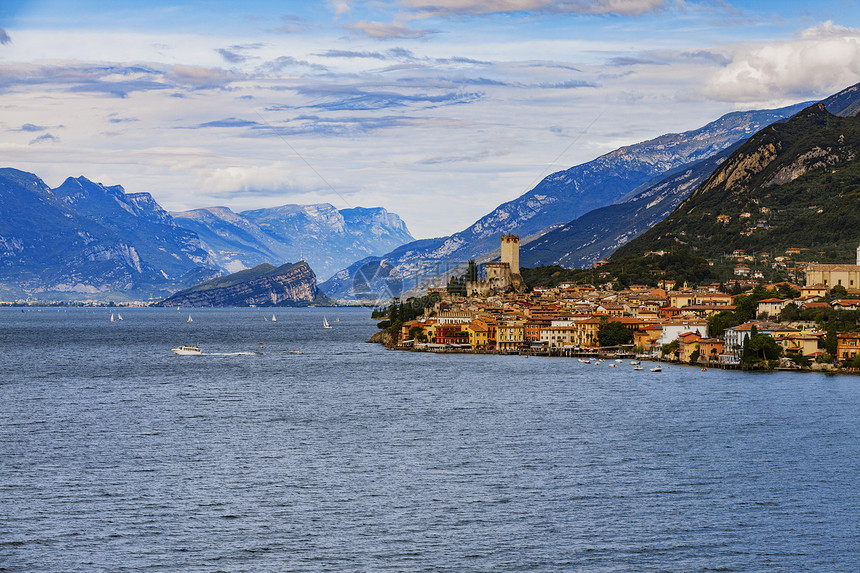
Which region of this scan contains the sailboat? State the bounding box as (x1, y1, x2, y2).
(110, 313, 115, 322)
(117, 313, 123, 321)
(271, 314, 277, 322)
(323, 316, 332, 329)
(187, 314, 193, 323)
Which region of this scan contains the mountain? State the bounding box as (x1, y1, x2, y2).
(0, 169, 220, 299)
(519, 83, 860, 270)
(156, 261, 331, 307)
(610, 102, 860, 265)
(320, 102, 811, 301)
(519, 142, 743, 269)
(172, 203, 414, 280)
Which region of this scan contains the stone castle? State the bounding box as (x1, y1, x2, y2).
(466, 234, 524, 296)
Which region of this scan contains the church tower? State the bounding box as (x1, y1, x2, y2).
(857, 243, 860, 266)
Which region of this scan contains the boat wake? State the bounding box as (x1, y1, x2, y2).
(203, 351, 262, 356)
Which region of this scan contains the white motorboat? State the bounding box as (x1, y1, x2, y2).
(172, 344, 201, 355)
(633, 365, 644, 370)
(650, 366, 662, 372)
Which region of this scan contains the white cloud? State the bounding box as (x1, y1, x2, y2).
(399, 0, 667, 18)
(704, 21, 860, 103)
(347, 20, 437, 39)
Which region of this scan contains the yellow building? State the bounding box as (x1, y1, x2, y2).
(777, 333, 822, 357)
(496, 321, 525, 351)
(806, 257, 860, 290)
(467, 319, 490, 350)
(837, 333, 860, 361)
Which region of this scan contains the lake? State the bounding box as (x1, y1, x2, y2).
(1, 307, 858, 572)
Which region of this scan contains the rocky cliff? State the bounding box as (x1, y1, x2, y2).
(156, 261, 330, 307)
(611, 102, 860, 264)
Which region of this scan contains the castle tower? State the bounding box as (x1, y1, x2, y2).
(501, 234, 520, 275)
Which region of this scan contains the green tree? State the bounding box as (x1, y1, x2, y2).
(779, 302, 800, 323)
(733, 295, 758, 323)
(828, 284, 849, 301)
(708, 310, 737, 338)
(662, 339, 679, 359)
(446, 275, 465, 296)
(825, 320, 839, 356)
(597, 318, 634, 347)
(466, 260, 478, 282)
(408, 326, 424, 342)
(742, 332, 782, 366)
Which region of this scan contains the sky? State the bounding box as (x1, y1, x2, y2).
(2, 1, 860, 239)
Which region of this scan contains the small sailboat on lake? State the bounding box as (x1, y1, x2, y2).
(323, 316, 332, 329)
(187, 314, 193, 323)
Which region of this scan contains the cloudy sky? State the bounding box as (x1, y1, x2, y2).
(2, 1, 860, 238)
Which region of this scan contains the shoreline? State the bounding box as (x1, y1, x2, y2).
(372, 340, 857, 375)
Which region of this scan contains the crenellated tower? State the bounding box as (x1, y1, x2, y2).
(500, 234, 520, 275)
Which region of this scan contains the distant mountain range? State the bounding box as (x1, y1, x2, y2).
(610, 101, 860, 265)
(172, 203, 413, 280)
(321, 83, 860, 301)
(520, 84, 860, 269)
(6, 83, 860, 302)
(0, 169, 413, 300)
(319, 101, 817, 300)
(0, 169, 220, 299)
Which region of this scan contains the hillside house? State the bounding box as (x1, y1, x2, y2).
(837, 333, 860, 361)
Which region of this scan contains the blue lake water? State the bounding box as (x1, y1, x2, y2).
(1, 307, 859, 572)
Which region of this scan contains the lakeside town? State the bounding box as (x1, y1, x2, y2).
(375, 236, 860, 373)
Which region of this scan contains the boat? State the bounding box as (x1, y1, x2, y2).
(271, 314, 277, 322)
(334, 317, 340, 322)
(187, 315, 193, 323)
(650, 366, 662, 372)
(117, 313, 123, 321)
(633, 365, 644, 370)
(290, 350, 303, 354)
(323, 316, 332, 329)
(172, 344, 201, 355)
(615, 359, 622, 363)
(110, 313, 115, 322)
(630, 360, 640, 365)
